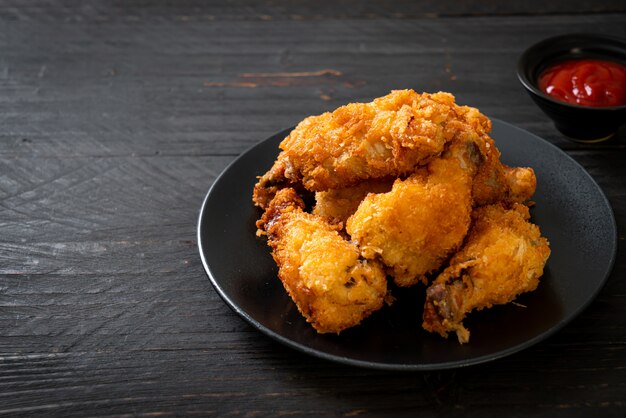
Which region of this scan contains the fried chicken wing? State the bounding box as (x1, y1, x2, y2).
(422, 203, 551, 343)
(257, 188, 388, 334)
(253, 90, 490, 207)
(346, 139, 481, 287)
(471, 133, 537, 205)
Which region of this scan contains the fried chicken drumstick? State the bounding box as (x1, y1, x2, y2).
(257, 188, 388, 334)
(422, 203, 551, 343)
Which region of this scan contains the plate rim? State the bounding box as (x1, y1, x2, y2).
(197, 118, 617, 371)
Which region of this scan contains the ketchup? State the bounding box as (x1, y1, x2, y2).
(538, 58, 626, 107)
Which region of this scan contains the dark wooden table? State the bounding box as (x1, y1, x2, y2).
(1, 1, 625, 416)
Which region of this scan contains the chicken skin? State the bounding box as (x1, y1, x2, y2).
(422, 203, 551, 343)
(257, 188, 388, 334)
(346, 138, 482, 287)
(253, 90, 488, 207)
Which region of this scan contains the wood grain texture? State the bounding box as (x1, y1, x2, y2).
(2, 0, 626, 21)
(0, 1, 625, 416)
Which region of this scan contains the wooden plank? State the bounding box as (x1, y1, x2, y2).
(0, 15, 624, 161)
(0, 338, 623, 415)
(1, 0, 625, 21)
(0, 2, 625, 416)
(0, 150, 624, 415)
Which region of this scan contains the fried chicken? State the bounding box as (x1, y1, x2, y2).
(346, 138, 482, 287)
(312, 178, 394, 225)
(257, 188, 388, 334)
(252, 90, 548, 340)
(422, 203, 551, 343)
(502, 165, 537, 204)
(253, 90, 488, 207)
(470, 130, 537, 205)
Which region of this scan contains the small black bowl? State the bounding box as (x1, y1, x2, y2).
(518, 33, 626, 143)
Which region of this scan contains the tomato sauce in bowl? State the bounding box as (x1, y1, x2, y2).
(517, 34, 626, 141)
(538, 59, 626, 107)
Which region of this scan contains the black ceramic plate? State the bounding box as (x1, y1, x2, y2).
(197, 119, 617, 370)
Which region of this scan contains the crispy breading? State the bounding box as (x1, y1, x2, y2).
(502, 165, 537, 204)
(471, 132, 537, 206)
(258, 188, 388, 334)
(253, 90, 535, 209)
(346, 139, 481, 287)
(253, 90, 479, 207)
(422, 203, 551, 343)
(312, 178, 394, 225)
